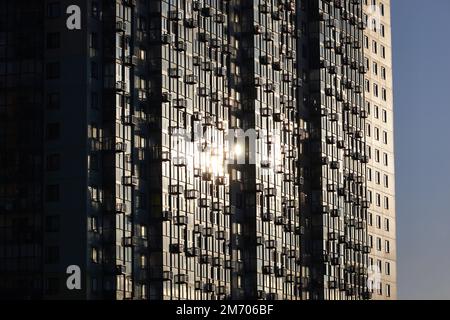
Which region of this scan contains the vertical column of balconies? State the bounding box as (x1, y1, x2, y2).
(189, 0, 232, 300)
(229, 0, 255, 300)
(142, 0, 165, 300)
(278, 0, 304, 300)
(98, 0, 137, 300)
(120, 0, 153, 300)
(147, 0, 233, 300)
(234, 0, 301, 301)
(338, 0, 370, 300)
(130, 0, 152, 301)
(295, 0, 313, 301)
(112, 0, 155, 301)
(256, 0, 279, 300)
(113, 0, 136, 300)
(303, 0, 370, 300)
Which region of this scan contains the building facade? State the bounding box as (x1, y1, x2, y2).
(362, 0, 397, 300)
(0, 0, 47, 300)
(0, 0, 395, 300)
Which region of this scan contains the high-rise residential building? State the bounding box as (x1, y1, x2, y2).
(362, 0, 396, 300)
(0, 0, 47, 300)
(0, 0, 107, 299)
(0, 0, 395, 300)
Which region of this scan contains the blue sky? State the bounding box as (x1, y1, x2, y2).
(392, 0, 450, 299)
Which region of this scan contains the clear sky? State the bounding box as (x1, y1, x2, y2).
(392, 0, 450, 300)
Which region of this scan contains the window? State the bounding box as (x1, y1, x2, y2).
(46, 185, 60, 202)
(386, 284, 391, 297)
(46, 123, 60, 140)
(384, 175, 389, 188)
(384, 197, 390, 209)
(89, 123, 101, 139)
(376, 215, 382, 229)
(382, 88, 387, 101)
(384, 218, 390, 231)
(89, 186, 102, 202)
(88, 154, 99, 171)
(373, 83, 379, 97)
(47, 92, 60, 109)
(382, 109, 387, 122)
(46, 153, 61, 171)
(47, 2, 61, 18)
(381, 67, 386, 80)
(136, 193, 147, 209)
(385, 240, 390, 253)
(139, 49, 146, 60)
(140, 225, 147, 238)
(140, 255, 147, 268)
(141, 284, 147, 299)
(383, 131, 388, 144)
(46, 32, 60, 49)
(376, 193, 381, 207)
(383, 153, 389, 166)
(91, 247, 99, 263)
(45, 215, 60, 232)
(375, 149, 380, 163)
(46, 62, 60, 79)
(374, 105, 379, 118)
(90, 216, 99, 232)
(138, 17, 147, 31)
(372, 18, 377, 32)
(376, 238, 382, 251)
(385, 262, 391, 275)
(375, 171, 381, 185)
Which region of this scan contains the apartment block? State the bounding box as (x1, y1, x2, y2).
(0, 0, 395, 300)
